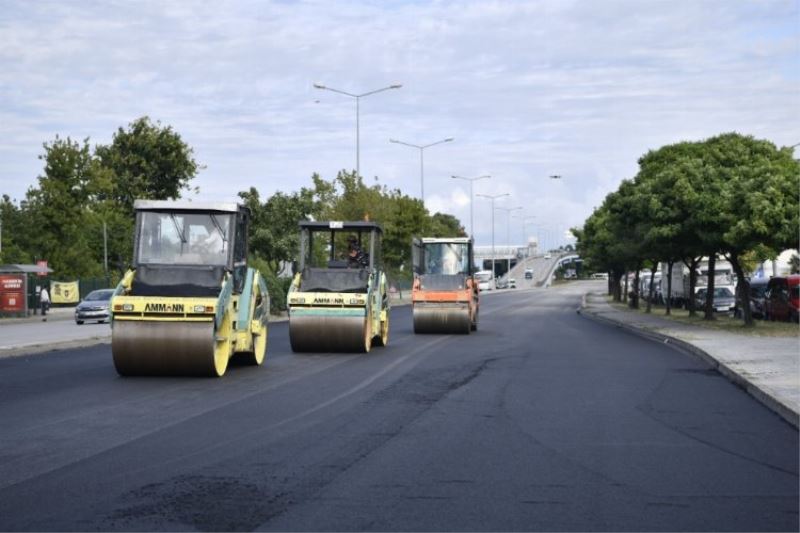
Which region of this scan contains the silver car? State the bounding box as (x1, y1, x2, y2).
(75, 289, 114, 324)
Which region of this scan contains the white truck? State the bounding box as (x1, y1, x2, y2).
(660, 257, 735, 308)
(475, 270, 494, 291)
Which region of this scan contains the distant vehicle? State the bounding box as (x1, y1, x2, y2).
(544, 253, 552, 260)
(524, 269, 533, 280)
(590, 272, 608, 280)
(764, 275, 800, 322)
(695, 286, 736, 313)
(508, 278, 516, 289)
(475, 270, 494, 291)
(661, 257, 735, 309)
(734, 278, 768, 319)
(75, 289, 114, 325)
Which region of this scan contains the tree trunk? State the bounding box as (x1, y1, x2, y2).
(630, 267, 641, 309)
(623, 271, 629, 304)
(704, 254, 716, 321)
(666, 261, 673, 316)
(687, 257, 699, 317)
(610, 270, 620, 301)
(646, 264, 656, 313)
(730, 253, 754, 327)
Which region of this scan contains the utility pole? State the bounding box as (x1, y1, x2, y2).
(314, 83, 402, 178)
(103, 221, 108, 277)
(451, 175, 490, 238)
(390, 137, 454, 204)
(477, 193, 509, 283)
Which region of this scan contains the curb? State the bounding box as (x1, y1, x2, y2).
(579, 296, 799, 429)
(0, 336, 112, 359)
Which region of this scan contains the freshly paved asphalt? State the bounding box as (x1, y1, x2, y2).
(0, 281, 796, 531)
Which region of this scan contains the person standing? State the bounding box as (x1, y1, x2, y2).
(39, 286, 50, 319)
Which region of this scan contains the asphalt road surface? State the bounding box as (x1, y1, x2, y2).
(0, 281, 797, 531)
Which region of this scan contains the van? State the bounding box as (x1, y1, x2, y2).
(474, 270, 493, 291)
(764, 275, 800, 322)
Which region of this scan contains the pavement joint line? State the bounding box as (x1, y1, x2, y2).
(580, 292, 799, 429)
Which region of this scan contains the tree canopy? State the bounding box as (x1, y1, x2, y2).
(576, 132, 799, 326)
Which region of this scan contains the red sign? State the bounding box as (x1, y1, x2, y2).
(36, 260, 48, 277)
(0, 274, 25, 312)
(0, 275, 23, 290)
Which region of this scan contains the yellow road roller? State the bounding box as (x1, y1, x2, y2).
(110, 200, 269, 377)
(411, 237, 479, 334)
(287, 221, 389, 352)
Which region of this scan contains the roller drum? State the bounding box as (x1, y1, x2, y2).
(413, 303, 471, 334)
(289, 315, 369, 353)
(112, 320, 221, 376)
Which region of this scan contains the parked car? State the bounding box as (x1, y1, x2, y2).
(764, 275, 800, 322)
(524, 269, 533, 280)
(75, 289, 115, 325)
(508, 278, 517, 289)
(734, 278, 769, 319)
(544, 253, 552, 260)
(695, 286, 736, 313)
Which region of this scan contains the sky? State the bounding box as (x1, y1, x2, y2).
(1, 0, 798, 250)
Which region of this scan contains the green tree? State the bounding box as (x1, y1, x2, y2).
(700, 133, 800, 326)
(635, 141, 705, 315)
(0, 195, 33, 264)
(94, 116, 200, 213)
(239, 186, 318, 274)
(790, 253, 800, 275)
(24, 136, 104, 278)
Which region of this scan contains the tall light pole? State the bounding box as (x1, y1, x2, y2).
(451, 174, 490, 238)
(314, 82, 402, 178)
(514, 214, 537, 252)
(497, 206, 522, 274)
(390, 137, 454, 204)
(476, 193, 509, 282)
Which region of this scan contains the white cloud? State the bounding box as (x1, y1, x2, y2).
(0, 0, 798, 247)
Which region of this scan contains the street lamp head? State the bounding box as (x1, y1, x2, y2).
(389, 139, 399, 143)
(389, 84, 403, 89)
(549, 174, 562, 179)
(444, 137, 454, 142)
(313, 83, 326, 89)
(453, 174, 491, 181)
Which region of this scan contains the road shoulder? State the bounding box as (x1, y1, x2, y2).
(579, 291, 799, 429)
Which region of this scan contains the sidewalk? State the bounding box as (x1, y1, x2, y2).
(580, 291, 799, 428)
(0, 306, 77, 324)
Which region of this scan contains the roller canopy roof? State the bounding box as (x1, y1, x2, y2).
(419, 237, 472, 244)
(299, 221, 383, 233)
(133, 200, 242, 213)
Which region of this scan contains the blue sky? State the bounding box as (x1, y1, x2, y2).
(1, 0, 798, 249)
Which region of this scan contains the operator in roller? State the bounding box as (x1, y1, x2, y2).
(347, 235, 370, 268)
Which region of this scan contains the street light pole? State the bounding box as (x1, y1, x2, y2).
(496, 206, 522, 274)
(477, 193, 509, 283)
(103, 221, 108, 277)
(451, 174, 490, 238)
(390, 137, 454, 204)
(514, 215, 537, 244)
(314, 83, 402, 178)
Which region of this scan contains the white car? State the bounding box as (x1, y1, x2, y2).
(475, 270, 493, 291)
(508, 278, 517, 288)
(544, 253, 552, 259)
